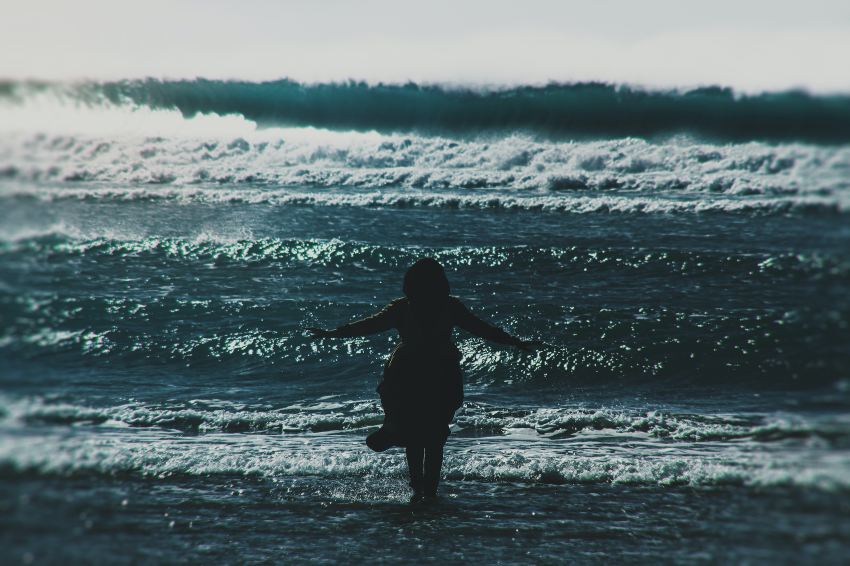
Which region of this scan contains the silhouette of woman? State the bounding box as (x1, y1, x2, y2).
(309, 258, 535, 502)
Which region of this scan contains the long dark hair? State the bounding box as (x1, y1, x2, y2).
(403, 258, 450, 303)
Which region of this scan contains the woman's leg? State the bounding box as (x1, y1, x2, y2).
(423, 443, 444, 498)
(405, 445, 425, 495)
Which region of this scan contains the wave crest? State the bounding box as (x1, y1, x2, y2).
(6, 79, 850, 143)
(4, 396, 847, 445)
(1, 410, 847, 491)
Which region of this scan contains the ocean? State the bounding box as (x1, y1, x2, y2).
(1, 80, 849, 564)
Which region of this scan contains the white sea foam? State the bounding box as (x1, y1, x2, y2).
(1, 423, 847, 492)
(1, 396, 840, 444)
(1, 94, 847, 212)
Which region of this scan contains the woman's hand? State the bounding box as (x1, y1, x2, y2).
(306, 327, 333, 339)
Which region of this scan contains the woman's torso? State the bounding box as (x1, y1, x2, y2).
(385, 296, 463, 374)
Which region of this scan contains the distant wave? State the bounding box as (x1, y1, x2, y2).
(5, 79, 850, 143)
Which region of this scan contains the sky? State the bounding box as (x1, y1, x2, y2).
(2, 0, 850, 92)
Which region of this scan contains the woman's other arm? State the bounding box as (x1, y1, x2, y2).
(450, 297, 537, 351)
(308, 301, 399, 338)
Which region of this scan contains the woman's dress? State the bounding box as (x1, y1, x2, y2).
(330, 295, 519, 447)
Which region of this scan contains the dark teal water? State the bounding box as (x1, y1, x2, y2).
(1, 81, 849, 564)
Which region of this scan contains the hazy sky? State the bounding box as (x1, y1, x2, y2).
(2, 0, 849, 91)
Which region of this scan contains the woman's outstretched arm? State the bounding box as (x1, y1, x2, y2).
(450, 297, 538, 351)
(308, 301, 399, 338)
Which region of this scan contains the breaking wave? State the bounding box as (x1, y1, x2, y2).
(3, 83, 848, 215)
(4, 396, 846, 444)
(0, 419, 847, 492)
(5, 79, 850, 143)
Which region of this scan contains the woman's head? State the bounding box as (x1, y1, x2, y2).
(403, 258, 450, 302)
